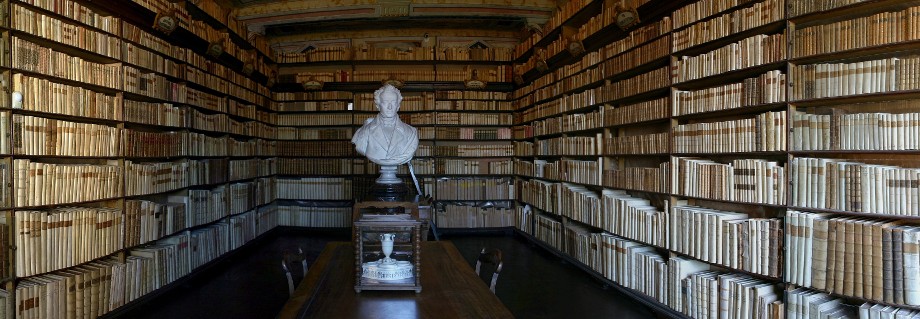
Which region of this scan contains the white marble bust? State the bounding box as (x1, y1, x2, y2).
(352, 84, 419, 170)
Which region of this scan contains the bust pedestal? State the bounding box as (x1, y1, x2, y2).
(370, 165, 408, 200)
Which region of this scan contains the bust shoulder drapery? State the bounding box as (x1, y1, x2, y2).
(351, 115, 418, 166)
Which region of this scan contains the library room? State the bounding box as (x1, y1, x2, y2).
(2, 0, 920, 318)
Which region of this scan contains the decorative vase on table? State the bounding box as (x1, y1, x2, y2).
(361, 233, 414, 281)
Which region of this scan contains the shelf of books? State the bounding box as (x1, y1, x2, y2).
(509, 0, 920, 317)
(513, 0, 691, 86)
(421, 91, 516, 229)
(275, 44, 514, 65)
(275, 60, 515, 93)
(782, 0, 920, 315)
(273, 91, 356, 229)
(0, 0, 283, 317)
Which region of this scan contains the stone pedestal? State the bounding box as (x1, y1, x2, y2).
(376, 165, 401, 184)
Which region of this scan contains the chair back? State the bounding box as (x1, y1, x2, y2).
(282, 248, 308, 295)
(474, 248, 503, 293)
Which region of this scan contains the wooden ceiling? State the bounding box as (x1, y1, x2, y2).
(222, 0, 558, 52)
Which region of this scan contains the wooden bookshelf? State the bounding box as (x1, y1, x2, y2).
(510, 0, 920, 316)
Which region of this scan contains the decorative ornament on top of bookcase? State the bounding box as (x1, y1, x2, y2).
(240, 58, 256, 76)
(566, 35, 586, 57)
(153, 8, 179, 35)
(302, 76, 324, 90)
(267, 71, 277, 88)
(207, 39, 225, 58)
(382, 75, 405, 89)
(613, 3, 640, 30)
(534, 47, 549, 73)
(464, 69, 487, 90)
(513, 64, 525, 85)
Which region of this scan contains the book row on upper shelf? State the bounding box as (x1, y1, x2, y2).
(515, 0, 920, 115)
(513, 18, 673, 101)
(292, 65, 513, 84)
(515, 100, 920, 155)
(270, 90, 510, 102)
(141, 1, 275, 80)
(671, 0, 783, 53)
(516, 0, 782, 93)
(516, 66, 669, 123)
(534, 0, 654, 70)
(14, 0, 274, 97)
(513, 0, 656, 71)
(672, 31, 786, 84)
(521, 33, 671, 105)
(671, 0, 758, 30)
(11, 73, 276, 129)
(9, 36, 270, 116)
(518, 1, 920, 114)
(790, 5, 920, 59)
(516, 109, 784, 156)
(274, 46, 515, 63)
(190, 0, 273, 59)
(512, 0, 593, 60)
(271, 93, 514, 113)
(400, 113, 513, 126)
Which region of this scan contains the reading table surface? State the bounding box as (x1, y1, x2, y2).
(277, 241, 514, 319)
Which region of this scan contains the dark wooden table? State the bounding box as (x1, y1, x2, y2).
(277, 241, 514, 319)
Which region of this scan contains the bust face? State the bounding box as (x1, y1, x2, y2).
(377, 91, 400, 118)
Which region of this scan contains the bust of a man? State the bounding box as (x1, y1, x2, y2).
(351, 84, 419, 167)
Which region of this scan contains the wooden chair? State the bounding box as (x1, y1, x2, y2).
(474, 248, 503, 293)
(282, 248, 308, 295)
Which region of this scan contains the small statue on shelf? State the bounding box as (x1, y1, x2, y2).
(352, 84, 419, 197)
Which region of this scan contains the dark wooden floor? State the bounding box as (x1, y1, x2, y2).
(108, 228, 656, 319)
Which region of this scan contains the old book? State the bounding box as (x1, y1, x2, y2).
(831, 218, 846, 294)
(904, 226, 920, 305)
(812, 214, 831, 290)
(854, 218, 867, 298)
(869, 220, 884, 301)
(894, 225, 907, 304)
(883, 222, 899, 303)
(843, 219, 857, 296)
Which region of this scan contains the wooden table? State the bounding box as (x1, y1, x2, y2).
(277, 241, 514, 319)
